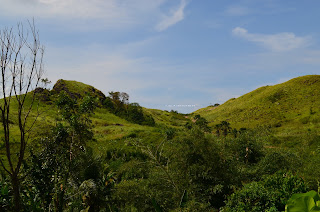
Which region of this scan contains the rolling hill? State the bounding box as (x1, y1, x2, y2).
(195, 75, 320, 137)
(1, 75, 320, 211)
(2, 75, 320, 155)
(0, 79, 190, 164)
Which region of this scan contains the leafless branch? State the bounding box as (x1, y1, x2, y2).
(0, 20, 45, 211)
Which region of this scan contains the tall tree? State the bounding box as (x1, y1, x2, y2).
(0, 21, 45, 211)
(53, 92, 96, 211)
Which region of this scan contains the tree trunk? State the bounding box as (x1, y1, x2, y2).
(12, 174, 21, 212)
(0, 21, 45, 212)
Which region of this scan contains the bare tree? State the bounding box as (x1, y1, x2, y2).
(0, 20, 45, 211)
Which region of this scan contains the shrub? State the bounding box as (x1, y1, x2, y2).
(223, 172, 307, 212)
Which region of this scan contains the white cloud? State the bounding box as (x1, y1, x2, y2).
(155, 0, 188, 31)
(0, 0, 166, 29)
(232, 27, 312, 52)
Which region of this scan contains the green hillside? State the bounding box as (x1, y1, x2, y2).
(0, 79, 190, 174)
(30, 80, 188, 144)
(49, 80, 188, 140)
(3, 76, 320, 150)
(52, 79, 106, 101)
(195, 75, 320, 136)
(2, 76, 320, 211)
(4, 75, 319, 148)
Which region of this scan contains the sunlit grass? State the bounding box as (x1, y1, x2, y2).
(195, 75, 320, 141)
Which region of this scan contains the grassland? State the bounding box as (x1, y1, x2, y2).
(195, 75, 320, 140)
(2, 75, 320, 152)
(0, 79, 191, 162)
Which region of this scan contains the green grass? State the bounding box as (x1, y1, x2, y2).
(91, 108, 157, 141)
(143, 108, 189, 128)
(2, 75, 320, 164)
(52, 79, 106, 100)
(0, 80, 189, 168)
(195, 75, 320, 138)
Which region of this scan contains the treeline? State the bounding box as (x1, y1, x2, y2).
(103, 91, 155, 126)
(185, 114, 246, 137)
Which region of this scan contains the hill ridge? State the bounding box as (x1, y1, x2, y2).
(195, 75, 320, 133)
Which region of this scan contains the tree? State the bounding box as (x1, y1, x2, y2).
(104, 92, 155, 126)
(127, 103, 144, 124)
(221, 121, 231, 136)
(215, 121, 231, 137)
(119, 92, 129, 105)
(52, 92, 96, 211)
(0, 21, 45, 211)
(193, 115, 211, 132)
(108, 91, 129, 114)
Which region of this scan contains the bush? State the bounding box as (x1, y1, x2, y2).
(254, 151, 302, 177)
(170, 128, 241, 208)
(104, 96, 155, 126)
(226, 132, 264, 164)
(223, 172, 307, 212)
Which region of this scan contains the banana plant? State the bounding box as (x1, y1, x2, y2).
(286, 190, 320, 212)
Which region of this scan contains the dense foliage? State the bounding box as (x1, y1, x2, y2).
(223, 172, 307, 212)
(0, 78, 319, 211)
(103, 91, 155, 126)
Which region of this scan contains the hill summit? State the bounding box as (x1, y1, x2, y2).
(52, 79, 106, 101)
(195, 75, 320, 132)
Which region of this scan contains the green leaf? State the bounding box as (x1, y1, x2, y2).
(286, 191, 320, 212)
(286, 196, 316, 212)
(179, 190, 188, 208)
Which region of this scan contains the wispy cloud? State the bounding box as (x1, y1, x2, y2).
(232, 27, 312, 52)
(155, 0, 188, 31)
(225, 5, 250, 16)
(0, 0, 167, 29)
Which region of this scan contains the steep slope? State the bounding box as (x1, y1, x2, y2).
(195, 75, 320, 134)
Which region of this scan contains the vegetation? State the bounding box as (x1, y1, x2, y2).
(223, 172, 307, 212)
(285, 190, 320, 212)
(103, 91, 155, 126)
(0, 21, 45, 211)
(0, 68, 319, 211)
(195, 75, 320, 138)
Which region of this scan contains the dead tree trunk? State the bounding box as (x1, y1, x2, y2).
(0, 20, 45, 211)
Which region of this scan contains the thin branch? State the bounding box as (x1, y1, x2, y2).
(0, 157, 11, 176)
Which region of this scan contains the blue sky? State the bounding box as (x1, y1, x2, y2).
(1, 0, 320, 113)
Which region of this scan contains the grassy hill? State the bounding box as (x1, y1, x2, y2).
(1, 76, 320, 211)
(0, 79, 192, 172)
(2, 75, 320, 150)
(195, 75, 320, 137)
(3, 75, 320, 149)
(52, 79, 106, 101)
